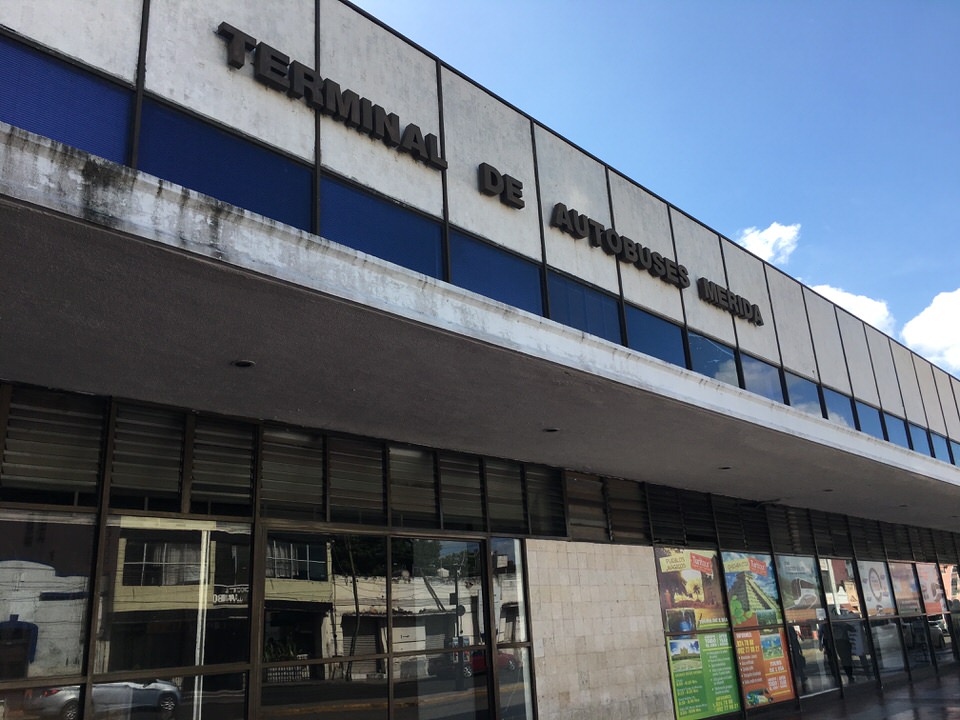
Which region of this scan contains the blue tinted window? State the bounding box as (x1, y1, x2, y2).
(139, 99, 312, 231)
(624, 306, 685, 368)
(931, 433, 950, 462)
(740, 354, 783, 402)
(547, 272, 621, 344)
(951, 440, 960, 466)
(908, 424, 932, 456)
(785, 372, 822, 417)
(687, 333, 738, 386)
(855, 402, 885, 440)
(449, 232, 542, 314)
(320, 177, 442, 278)
(884, 413, 910, 449)
(823, 388, 856, 429)
(0, 35, 132, 163)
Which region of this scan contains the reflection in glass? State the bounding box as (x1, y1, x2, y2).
(396, 651, 488, 720)
(931, 433, 951, 463)
(740, 354, 784, 402)
(822, 388, 855, 428)
(819, 558, 875, 685)
(95, 517, 250, 672)
(884, 413, 910, 449)
(776, 555, 837, 694)
(855, 402, 885, 440)
(492, 539, 527, 644)
(547, 271, 621, 344)
(261, 663, 387, 719)
(498, 646, 533, 720)
(901, 616, 933, 672)
(888, 563, 922, 616)
(952, 440, 960, 466)
(0, 511, 94, 680)
(929, 614, 955, 665)
(785, 373, 822, 417)
(449, 232, 543, 316)
(624, 306, 686, 368)
(870, 619, 905, 677)
(264, 534, 386, 680)
(391, 539, 484, 656)
(909, 424, 932, 456)
(688, 333, 738, 386)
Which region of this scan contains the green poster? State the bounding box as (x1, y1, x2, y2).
(668, 632, 740, 720)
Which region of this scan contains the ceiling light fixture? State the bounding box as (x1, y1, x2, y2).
(231, 359, 256, 368)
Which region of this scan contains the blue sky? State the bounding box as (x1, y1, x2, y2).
(352, 0, 960, 375)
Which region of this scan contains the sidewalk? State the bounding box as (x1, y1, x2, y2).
(775, 670, 960, 720)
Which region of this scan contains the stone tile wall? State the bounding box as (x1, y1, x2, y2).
(527, 540, 674, 720)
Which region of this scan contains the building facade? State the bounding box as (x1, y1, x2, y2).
(1, 2, 960, 719)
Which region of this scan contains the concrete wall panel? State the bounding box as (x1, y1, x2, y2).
(535, 125, 618, 293)
(671, 211, 735, 345)
(891, 344, 926, 425)
(146, 0, 316, 160)
(609, 174, 683, 322)
(765, 267, 817, 381)
(865, 327, 904, 416)
(803, 289, 850, 393)
(914, 356, 946, 434)
(2, 1, 143, 82)
(933, 368, 960, 440)
(836, 309, 880, 406)
(722, 242, 779, 363)
(441, 69, 540, 259)
(527, 540, 673, 720)
(318, 0, 442, 216)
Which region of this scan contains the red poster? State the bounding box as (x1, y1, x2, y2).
(734, 628, 796, 707)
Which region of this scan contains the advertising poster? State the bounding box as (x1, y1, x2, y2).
(656, 548, 729, 632)
(734, 628, 796, 707)
(888, 562, 922, 615)
(858, 561, 895, 616)
(775, 555, 824, 623)
(721, 552, 783, 629)
(917, 563, 947, 614)
(667, 632, 740, 720)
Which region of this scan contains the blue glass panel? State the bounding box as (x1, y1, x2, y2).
(931, 433, 950, 462)
(449, 232, 542, 315)
(855, 402, 885, 440)
(624, 306, 685, 368)
(909, 424, 932, 456)
(0, 35, 132, 163)
(546, 272, 621, 344)
(951, 440, 960, 466)
(320, 177, 442, 278)
(687, 333, 738, 386)
(785, 372, 822, 417)
(823, 388, 856, 429)
(740, 354, 783, 402)
(884, 413, 910, 449)
(139, 99, 312, 231)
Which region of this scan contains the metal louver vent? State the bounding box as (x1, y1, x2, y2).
(110, 403, 183, 510)
(485, 459, 526, 535)
(680, 490, 715, 545)
(606, 477, 649, 545)
(261, 425, 324, 520)
(1, 387, 105, 505)
(767, 505, 815, 555)
(850, 517, 885, 560)
(647, 484, 686, 546)
(389, 445, 439, 529)
(566, 473, 608, 543)
(525, 465, 566, 537)
(190, 417, 254, 515)
(328, 436, 385, 525)
(438, 453, 484, 532)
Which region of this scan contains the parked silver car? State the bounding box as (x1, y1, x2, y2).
(24, 680, 180, 720)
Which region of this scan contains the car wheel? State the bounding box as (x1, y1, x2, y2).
(462, 664, 473, 678)
(505, 658, 517, 672)
(60, 699, 80, 720)
(158, 693, 178, 719)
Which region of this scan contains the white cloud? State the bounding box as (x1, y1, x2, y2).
(901, 289, 960, 375)
(811, 284, 896, 335)
(735, 222, 800, 265)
